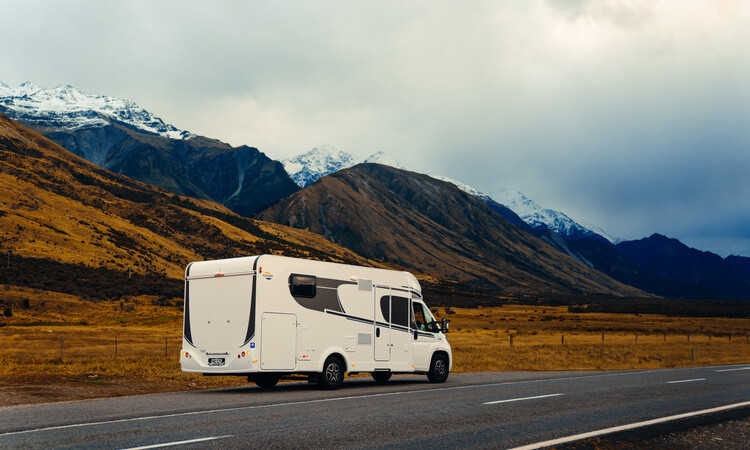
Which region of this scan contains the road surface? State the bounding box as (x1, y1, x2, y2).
(1, 364, 748, 449)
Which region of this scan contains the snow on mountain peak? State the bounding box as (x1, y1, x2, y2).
(282, 147, 404, 187)
(363, 151, 404, 169)
(0, 81, 192, 140)
(282, 146, 359, 187)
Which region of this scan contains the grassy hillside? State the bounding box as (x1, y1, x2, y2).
(0, 113, 382, 298)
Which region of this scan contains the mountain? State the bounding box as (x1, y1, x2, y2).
(0, 113, 379, 301)
(0, 81, 191, 139)
(616, 234, 750, 301)
(258, 163, 644, 296)
(0, 82, 299, 216)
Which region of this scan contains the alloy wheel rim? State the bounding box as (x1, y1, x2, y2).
(435, 359, 446, 377)
(326, 362, 340, 384)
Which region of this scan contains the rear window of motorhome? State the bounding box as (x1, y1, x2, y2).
(380, 295, 410, 327)
(289, 274, 316, 298)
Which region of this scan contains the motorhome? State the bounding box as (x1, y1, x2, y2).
(180, 254, 451, 389)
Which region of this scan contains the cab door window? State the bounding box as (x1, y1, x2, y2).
(412, 302, 435, 332)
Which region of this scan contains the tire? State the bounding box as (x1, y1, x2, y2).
(427, 353, 449, 383)
(318, 356, 345, 390)
(371, 371, 392, 383)
(255, 374, 280, 389)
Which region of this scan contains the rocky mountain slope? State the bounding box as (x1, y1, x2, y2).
(258, 163, 644, 296)
(0, 82, 299, 216)
(0, 113, 377, 299)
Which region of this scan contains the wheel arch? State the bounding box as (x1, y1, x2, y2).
(318, 348, 349, 373)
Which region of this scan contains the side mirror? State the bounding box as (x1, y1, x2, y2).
(442, 318, 450, 333)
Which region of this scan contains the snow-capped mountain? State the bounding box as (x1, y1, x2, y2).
(493, 189, 616, 243)
(0, 81, 191, 139)
(282, 146, 616, 243)
(282, 147, 404, 188)
(282, 145, 359, 188)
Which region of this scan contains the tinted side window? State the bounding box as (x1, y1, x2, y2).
(379, 295, 410, 327)
(289, 274, 316, 298)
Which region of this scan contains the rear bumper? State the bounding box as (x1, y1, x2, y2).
(181, 348, 257, 374)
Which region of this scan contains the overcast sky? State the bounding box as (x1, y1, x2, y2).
(2, 1, 749, 256)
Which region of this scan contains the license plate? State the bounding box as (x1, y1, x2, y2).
(208, 358, 225, 366)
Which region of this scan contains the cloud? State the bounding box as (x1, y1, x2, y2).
(1, 1, 748, 255)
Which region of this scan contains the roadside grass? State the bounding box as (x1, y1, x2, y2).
(0, 294, 747, 405)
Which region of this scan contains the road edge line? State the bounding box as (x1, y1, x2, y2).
(508, 400, 750, 450)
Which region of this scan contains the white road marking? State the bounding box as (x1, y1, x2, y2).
(0, 364, 745, 438)
(509, 400, 750, 450)
(121, 435, 232, 450)
(716, 367, 750, 372)
(483, 393, 563, 405)
(666, 378, 706, 384)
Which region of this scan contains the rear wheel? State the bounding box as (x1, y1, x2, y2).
(371, 371, 392, 383)
(318, 356, 345, 390)
(255, 374, 280, 389)
(427, 354, 449, 383)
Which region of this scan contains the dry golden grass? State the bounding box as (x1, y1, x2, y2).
(437, 306, 750, 371)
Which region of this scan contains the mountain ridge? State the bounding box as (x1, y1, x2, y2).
(258, 163, 645, 297)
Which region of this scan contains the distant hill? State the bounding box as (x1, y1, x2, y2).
(258, 163, 645, 297)
(0, 113, 378, 300)
(0, 82, 299, 216)
(616, 234, 750, 301)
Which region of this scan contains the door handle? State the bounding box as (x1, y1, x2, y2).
(413, 330, 418, 340)
(376, 328, 380, 338)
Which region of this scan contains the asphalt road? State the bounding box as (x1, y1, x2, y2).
(1, 364, 749, 449)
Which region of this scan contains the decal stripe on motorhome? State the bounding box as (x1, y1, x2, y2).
(183, 263, 194, 346)
(324, 310, 436, 336)
(242, 256, 260, 346)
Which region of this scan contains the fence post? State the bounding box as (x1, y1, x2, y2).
(728, 334, 731, 341)
(561, 334, 564, 345)
(59, 336, 63, 360)
(687, 333, 690, 342)
(601, 332, 604, 343)
(635, 334, 638, 343)
(509, 335, 513, 347)
(691, 347, 695, 362)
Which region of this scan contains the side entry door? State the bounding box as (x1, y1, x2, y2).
(374, 286, 391, 362)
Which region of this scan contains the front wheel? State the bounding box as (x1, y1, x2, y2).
(318, 356, 345, 390)
(427, 353, 449, 383)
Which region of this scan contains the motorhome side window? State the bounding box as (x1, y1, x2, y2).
(380, 295, 410, 327)
(289, 274, 316, 298)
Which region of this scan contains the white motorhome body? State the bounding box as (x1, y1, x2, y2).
(180, 255, 452, 389)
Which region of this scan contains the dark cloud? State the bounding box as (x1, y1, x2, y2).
(1, 1, 748, 256)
